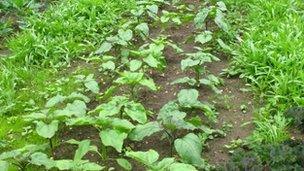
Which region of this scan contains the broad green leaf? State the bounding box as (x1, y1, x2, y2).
(129, 122, 162, 141)
(129, 60, 142, 71)
(117, 158, 132, 171)
(112, 118, 135, 132)
(67, 92, 90, 103)
(143, 55, 161, 68)
(45, 95, 65, 108)
(177, 89, 200, 107)
(85, 75, 100, 94)
(102, 61, 115, 71)
(124, 102, 147, 124)
(158, 102, 196, 131)
(96, 42, 112, 54)
(65, 100, 87, 117)
(81, 162, 104, 171)
(194, 8, 210, 29)
(181, 58, 200, 71)
(118, 29, 133, 42)
(217, 39, 232, 52)
(0, 161, 8, 171)
(169, 163, 197, 171)
(135, 23, 149, 37)
(66, 139, 97, 161)
(174, 133, 203, 167)
(35, 120, 59, 139)
(30, 152, 55, 169)
(217, 1, 227, 11)
(100, 130, 127, 152)
(55, 160, 74, 170)
(171, 77, 197, 86)
(215, 9, 229, 33)
(139, 78, 157, 91)
(154, 158, 175, 170)
(126, 149, 159, 166)
(66, 116, 96, 126)
(172, 17, 182, 25)
(195, 31, 212, 45)
(147, 5, 158, 14)
(115, 72, 144, 85)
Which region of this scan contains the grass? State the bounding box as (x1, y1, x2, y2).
(225, 0, 304, 144)
(0, 0, 137, 150)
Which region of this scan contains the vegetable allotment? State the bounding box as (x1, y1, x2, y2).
(1, 0, 304, 170)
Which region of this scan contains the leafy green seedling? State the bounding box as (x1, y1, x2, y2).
(30, 139, 104, 171)
(157, 89, 217, 155)
(194, 1, 229, 33)
(89, 96, 151, 154)
(125, 149, 198, 171)
(172, 50, 223, 93)
(23, 93, 89, 153)
(130, 36, 183, 71)
(75, 74, 100, 94)
(0, 144, 48, 171)
(114, 71, 157, 99)
(96, 29, 133, 55)
(174, 133, 212, 170)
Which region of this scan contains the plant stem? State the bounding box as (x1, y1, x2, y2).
(49, 138, 54, 156)
(164, 130, 175, 157)
(130, 84, 136, 100)
(101, 145, 108, 164)
(195, 67, 201, 87)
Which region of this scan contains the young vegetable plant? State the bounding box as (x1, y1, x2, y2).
(157, 89, 217, 155)
(114, 71, 157, 99)
(160, 10, 194, 29)
(131, 0, 165, 21)
(172, 49, 223, 93)
(75, 74, 100, 94)
(125, 149, 198, 171)
(174, 133, 213, 170)
(194, 1, 229, 33)
(0, 144, 48, 171)
(129, 36, 183, 71)
(23, 93, 89, 154)
(86, 96, 152, 158)
(96, 28, 133, 55)
(30, 139, 104, 171)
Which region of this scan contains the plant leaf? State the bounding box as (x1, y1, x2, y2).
(126, 149, 159, 166)
(117, 158, 132, 171)
(102, 61, 116, 71)
(174, 133, 203, 167)
(135, 23, 149, 37)
(129, 60, 142, 71)
(194, 8, 210, 29)
(118, 29, 133, 42)
(129, 122, 162, 141)
(96, 42, 112, 54)
(169, 163, 198, 171)
(35, 120, 59, 139)
(177, 89, 200, 108)
(0, 161, 9, 171)
(30, 152, 55, 169)
(195, 31, 212, 45)
(100, 129, 127, 152)
(45, 95, 65, 108)
(124, 102, 147, 124)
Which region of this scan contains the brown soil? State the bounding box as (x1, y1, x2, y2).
(54, 0, 255, 170)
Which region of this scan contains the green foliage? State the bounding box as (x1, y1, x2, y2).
(194, 1, 229, 33)
(172, 47, 223, 93)
(6, 0, 137, 66)
(221, 140, 304, 170)
(126, 149, 198, 171)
